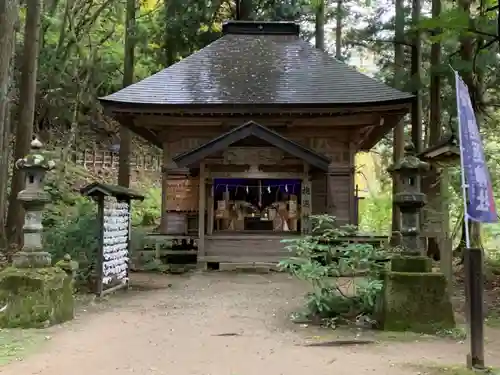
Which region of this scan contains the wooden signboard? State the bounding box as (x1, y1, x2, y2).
(166, 178, 199, 212)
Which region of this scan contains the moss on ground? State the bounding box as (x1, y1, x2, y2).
(0, 329, 46, 366)
(0, 267, 74, 328)
(377, 271, 455, 333)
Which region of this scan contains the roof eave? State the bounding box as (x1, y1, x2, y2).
(99, 97, 415, 115)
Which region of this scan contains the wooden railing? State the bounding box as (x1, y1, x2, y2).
(73, 149, 162, 172)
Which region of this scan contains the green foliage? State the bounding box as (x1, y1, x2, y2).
(43, 199, 99, 291)
(279, 215, 387, 324)
(130, 186, 161, 226)
(358, 192, 392, 235)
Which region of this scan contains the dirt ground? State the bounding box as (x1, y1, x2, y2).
(2, 271, 500, 375)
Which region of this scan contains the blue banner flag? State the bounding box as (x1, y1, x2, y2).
(456, 72, 497, 223)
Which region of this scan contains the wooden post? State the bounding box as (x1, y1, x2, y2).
(207, 177, 214, 235)
(302, 163, 312, 234)
(326, 164, 335, 219)
(96, 195, 104, 296)
(198, 163, 206, 258)
(160, 144, 170, 233)
(348, 142, 356, 225)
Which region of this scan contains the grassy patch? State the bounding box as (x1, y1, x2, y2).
(0, 329, 46, 366)
(485, 313, 500, 328)
(436, 326, 467, 340)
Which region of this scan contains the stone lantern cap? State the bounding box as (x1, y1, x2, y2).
(15, 138, 56, 171)
(387, 143, 429, 176)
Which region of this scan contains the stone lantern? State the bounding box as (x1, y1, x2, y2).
(12, 138, 56, 268)
(377, 143, 455, 334)
(0, 138, 75, 328)
(388, 143, 429, 255)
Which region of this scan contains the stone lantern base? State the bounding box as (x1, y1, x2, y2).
(0, 267, 74, 328)
(375, 255, 455, 333)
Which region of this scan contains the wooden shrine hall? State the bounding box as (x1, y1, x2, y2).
(99, 20, 414, 265)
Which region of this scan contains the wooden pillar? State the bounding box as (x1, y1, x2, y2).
(160, 143, 171, 234)
(198, 163, 206, 258)
(207, 176, 214, 235)
(348, 142, 356, 225)
(301, 163, 312, 234)
(326, 164, 335, 217)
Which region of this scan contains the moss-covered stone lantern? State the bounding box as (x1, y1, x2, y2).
(0, 138, 75, 328)
(389, 143, 429, 255)
(12, 138, 56, 268)
(376, 145, 455, 334)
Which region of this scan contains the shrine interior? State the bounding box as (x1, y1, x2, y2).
(213, 178, 302, 233)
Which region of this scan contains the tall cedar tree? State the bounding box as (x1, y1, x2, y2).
(118, 0, 137, 188)
(390, 0, 405, 246)
(0, 0, 19, 248)
(6, 0, 42, 246)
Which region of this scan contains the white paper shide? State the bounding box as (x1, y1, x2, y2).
(102, 198, 130, 285)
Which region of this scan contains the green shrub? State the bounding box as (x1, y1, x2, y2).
(130, 187, 161, 226)
(43, 199, 99, 291)
(279, 214, 386, 325)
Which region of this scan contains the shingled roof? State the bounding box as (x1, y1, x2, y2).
(100, 21, 413, 107)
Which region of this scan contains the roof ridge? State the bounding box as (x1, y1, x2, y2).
(222, 21, 300, 36)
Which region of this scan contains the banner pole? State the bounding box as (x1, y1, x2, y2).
(454, 69, 485, 369)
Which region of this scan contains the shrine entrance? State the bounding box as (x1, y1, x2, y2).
(171, 121, 327, 264)
(213, 178, 302, 233)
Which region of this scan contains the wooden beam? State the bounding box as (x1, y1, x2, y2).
(116, 115, 161, 147)
(134, 113, 377, 128)
(104, 101, 412, 116)
(209, 171, 304, 179)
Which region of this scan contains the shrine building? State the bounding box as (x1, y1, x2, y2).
(99, 20, 413, 265)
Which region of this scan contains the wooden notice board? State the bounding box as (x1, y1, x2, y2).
(165, 178, 199, 212)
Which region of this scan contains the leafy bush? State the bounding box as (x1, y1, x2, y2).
(279, 214, 387, 325)
(130, 186, 161, 226)
(43, 198, 99, 291)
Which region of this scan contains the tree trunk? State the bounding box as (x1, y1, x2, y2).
(118, 0, 136, 188)
(390, 0, 406, 246)
(0, 0, 19, 249)
(164, 0, 177, 67)
(424, 0, 453, 281)
(410, 0, 422, 154)
(6, 0, 42, 246)
(239, 0, 253, 20)
(458, 0, 481, 250)
(335, 0, 342, 59)
(315, 0, 325, 51)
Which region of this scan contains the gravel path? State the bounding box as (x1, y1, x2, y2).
(2, 272, 500, 375)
